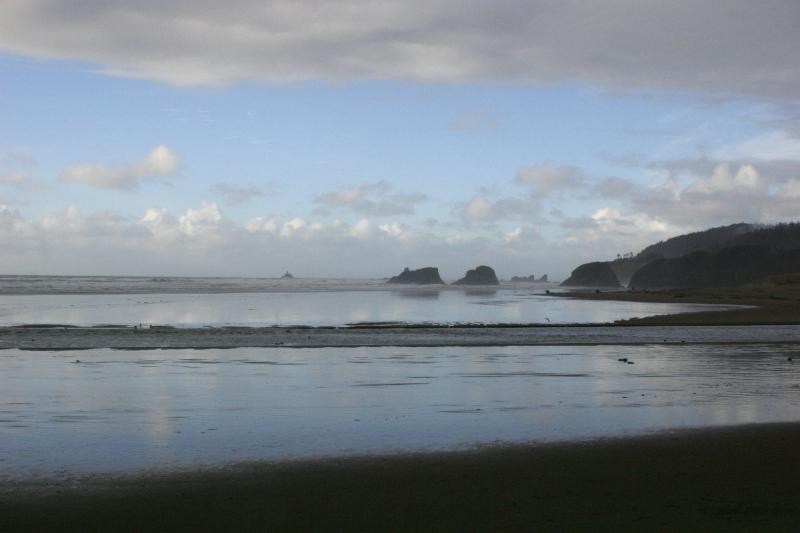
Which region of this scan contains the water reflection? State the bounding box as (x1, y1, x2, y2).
(0, 289, 736, 327)
(0, 344, 798, 479)
(464, 288, 499, 297)
(391, 289, 441, 299)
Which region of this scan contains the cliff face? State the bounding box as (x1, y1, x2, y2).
(386, 267, 445, 285)
(453, 265, 499, 286)
(561, 262, 621, 287)
(629, 245, 800, 289)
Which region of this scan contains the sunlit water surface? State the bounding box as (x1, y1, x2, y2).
(0, 285, 735, 327)
(1, 344, 798, 479)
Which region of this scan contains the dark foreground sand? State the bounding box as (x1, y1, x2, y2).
(2, 423, 799, 532)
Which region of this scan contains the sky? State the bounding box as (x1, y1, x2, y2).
(1, 0, 799, 280)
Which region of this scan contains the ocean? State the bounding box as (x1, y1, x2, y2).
(0, 275, 734, 327)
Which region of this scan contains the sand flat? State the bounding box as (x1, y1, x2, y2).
(2, 323, 799, 350)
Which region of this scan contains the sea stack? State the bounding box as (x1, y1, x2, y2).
(453, 265, 500, 286)
(560, 262, 620, 287)
(386, 267, 445, 285)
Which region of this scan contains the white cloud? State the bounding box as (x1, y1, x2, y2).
(314, 181, 427, 217)
(378, 222, 415, 242)
(1, 1, 798, 98)
(279, 217, 308, 238)
(178, 202, 224, 237)
(61, 145, 180, 190)
(350, 218, 373, 239)
(246, 214, 281, 234)
(561, 207, 682, 256)
(458, 193, 535, 224)
(503, 227, 523, 243)
(461, 195, 495, 222)
(683, 163, 765, 195)
(618, 161, 800, 227)
(714, 131, 800, 162)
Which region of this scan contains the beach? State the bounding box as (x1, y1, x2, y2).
(2, 279, 800, 530)
(3, 422, 799, 531)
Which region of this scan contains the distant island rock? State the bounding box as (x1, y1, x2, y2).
(386, 267, 445, 285)
(453, 265, 500, 286)
(511, 274, 548, 282)
(561, 262, 620, 287)
(280, 271, 294, 279)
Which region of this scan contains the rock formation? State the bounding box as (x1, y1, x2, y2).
(453, 265, 500, 286)
(386, 267, 445, 285)
(560, 262, 620, 287)
(510, 273, 549, 282)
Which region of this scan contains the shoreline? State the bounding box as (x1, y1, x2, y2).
(3, 422, 800, 531)
(2, 323, 800, 349)
(555, 285, 800, 325)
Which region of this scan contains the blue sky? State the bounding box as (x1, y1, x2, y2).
(1, 1, 798, 278)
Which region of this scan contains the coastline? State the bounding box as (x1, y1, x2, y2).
(555, 285, 800, 325)
(3, 422, 800, 531)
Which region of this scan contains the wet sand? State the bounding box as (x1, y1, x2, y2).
(2, 422, 799, 531)
(2, 323, 800, 349)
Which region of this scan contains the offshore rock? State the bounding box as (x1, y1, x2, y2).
(561, 262, 620, 287)
(386, 267, 445, 285)
(453, 265, 500, 286)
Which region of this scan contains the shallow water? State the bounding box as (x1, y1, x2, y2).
(1, 344, 798, 479)
(0, 288, 734, 327)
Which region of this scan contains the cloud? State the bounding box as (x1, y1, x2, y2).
(0, 152, 43, 190)
(0, 201, 587, 279)
(211, 182, 267, 205)
(458, 194, 534, 223)
(608, 162, 800, 228)
(516, 162, 586, 196)
(60, 145, 180, 190)
(457, 161, 584, 224)
(560, 207, 683, 257)
(0, 1, 798, 98)
(713, 130, 800, 162)
(314, 181, 427, 217)
(0, 170, 35, 188)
